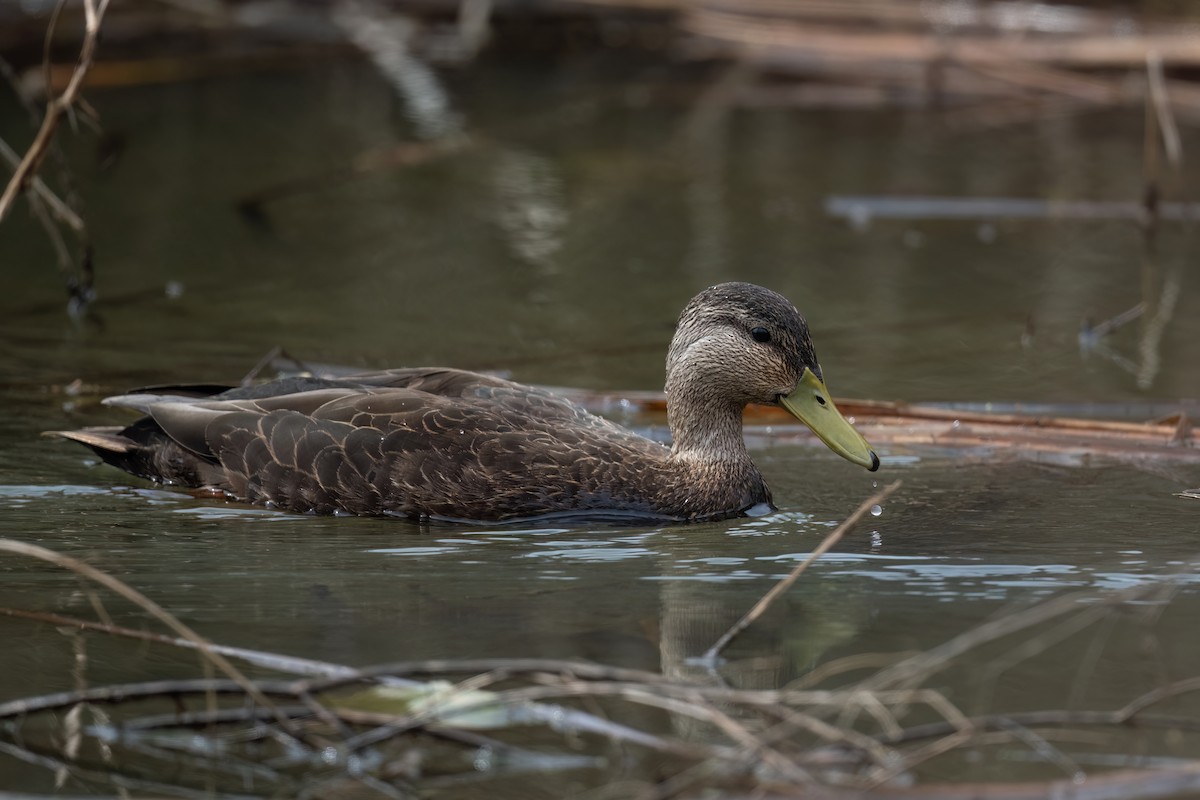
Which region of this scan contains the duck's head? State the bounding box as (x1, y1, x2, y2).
(667, 282, 879, 472)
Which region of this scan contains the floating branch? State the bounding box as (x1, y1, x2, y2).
(543, 387, 1200, 466)
(826, 195, 1200, 223)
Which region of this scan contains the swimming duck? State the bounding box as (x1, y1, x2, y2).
(50, 282, 878, 522)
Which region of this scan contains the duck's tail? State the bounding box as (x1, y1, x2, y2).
(45, 420, 211, 487)
(44, 427, 137, 454)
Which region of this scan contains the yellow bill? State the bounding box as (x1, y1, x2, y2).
(779, 368, 879, 471)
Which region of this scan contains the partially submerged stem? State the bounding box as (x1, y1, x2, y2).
(701, 480, 903, 663)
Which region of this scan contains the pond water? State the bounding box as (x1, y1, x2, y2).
(1, 53, 1199, 795)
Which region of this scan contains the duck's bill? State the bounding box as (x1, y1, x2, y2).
(779, 368, 880, 472)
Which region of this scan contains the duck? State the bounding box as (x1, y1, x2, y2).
(49, 282, 878, 523)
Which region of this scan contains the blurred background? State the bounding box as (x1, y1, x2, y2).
(3, 0, 1199, 595)
(3, 0, 1200, 404)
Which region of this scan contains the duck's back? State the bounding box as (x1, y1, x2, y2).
(59, 369, 720, 522)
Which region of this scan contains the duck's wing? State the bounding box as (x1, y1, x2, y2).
(119, 368, 526, 403)
(81, 378, 668, 519)
(235, 368, 635, 435)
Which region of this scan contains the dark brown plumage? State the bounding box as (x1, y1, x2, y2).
(49, 282, 878, 523)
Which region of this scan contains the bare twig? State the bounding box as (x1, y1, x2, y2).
(701, 481, 902, 662)
(880, 707, 1200, 747)
(332, 702, 728, 762)
(788, 651, 919, 689)
(0, 736, 250, 800)
(294, 656, 675, 695)
(859, 763, 1200, 800)
(0, 115, 85, 233)
(0, 678, 300, 719)
(994, 717, 1083, 780)
(1117, 676, 1200, 719)
(0, 0, 110, 222)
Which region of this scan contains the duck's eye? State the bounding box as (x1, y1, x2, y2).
(750, 327, 771, 344)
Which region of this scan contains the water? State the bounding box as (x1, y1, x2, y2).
(2, 54, 1200, 795)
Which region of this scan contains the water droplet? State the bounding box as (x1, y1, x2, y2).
(474, 746, 494, 772)
(321, 746, 339, 765)
(870, 531, 882, 547)
(951, 419, 961, 429)
(871, 480, 878, 488)
(870, 504, 883, 517)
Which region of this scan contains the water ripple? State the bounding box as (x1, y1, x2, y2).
(0, 484, 183, 507)
(526, 547, 655, 563)
(368, 546, 465, 557)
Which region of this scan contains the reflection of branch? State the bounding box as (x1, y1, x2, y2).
(0, 0, 110, 223)
(860, 581, 1173, 693)
(1078, 303, 1144, 379)
(1137, 266, 1181, 390)
(333, 0, 461, 140)
(1136, 55, 1184, 391)
(493, 150, 568, 273)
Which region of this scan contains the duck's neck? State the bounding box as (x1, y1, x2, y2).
(665, 378, 753, 466)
